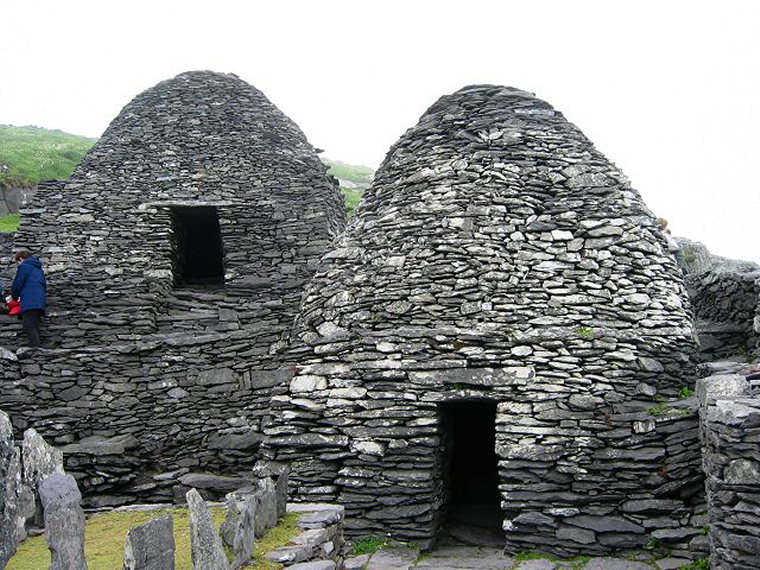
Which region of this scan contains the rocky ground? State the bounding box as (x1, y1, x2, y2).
(346, 545, 698, 570)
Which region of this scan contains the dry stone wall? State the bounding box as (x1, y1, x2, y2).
(686, 270, 760, 359)
(698, 372, 760, 569)
(262, 85, 700, 555)
(2, 342, 295, 507)
(0, 71, 345, 504)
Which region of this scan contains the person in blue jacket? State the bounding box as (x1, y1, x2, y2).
(11, 249, 47, 347)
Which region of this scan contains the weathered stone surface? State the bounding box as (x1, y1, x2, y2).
(22, 427, 64, 529)
(0, 409, 20, 568)
(412, 546, 512, 569)
(583, 560, 652, 570)
(275, 471, 289, 519)
(287, 562, 336, 570)
(186, 488, 230, 570)
(365, 547, 419, 570)
(254, 477, 278, 538)
(343, 555, 370, 570)
(699, 374, 760, 569)
(220, 491, 257, 570)
(39, 472, 87, 570)
(123, 516, 175, 570)
(685, 268, 760, 360)
(514, 560, 556, 570)
(179, 473, 250, 494)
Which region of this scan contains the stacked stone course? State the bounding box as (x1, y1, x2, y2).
(686, 269, 760, 359)
(262, 85, 701, 555)
(698, 373, 760, 569)
(0, 71, 345, 501)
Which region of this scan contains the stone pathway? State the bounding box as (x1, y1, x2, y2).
(348, 546, 693, 570)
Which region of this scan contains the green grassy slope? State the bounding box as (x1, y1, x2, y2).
(0, 125, 96, 187)
(321, 158, 374, 217)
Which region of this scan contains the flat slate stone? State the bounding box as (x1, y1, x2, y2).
(654, 558, 692, 570)
(414, 546, 512, 569)
(186, 488, 230, 570)
(514, 560, 556, 570)
(366, 547, 420, 570)
(287, 561, 336, 570)
(344, 554, 371, 570)
(123, 516, 175, 570)
(39, 473, 87, 570)
(583, 559, 653, 570)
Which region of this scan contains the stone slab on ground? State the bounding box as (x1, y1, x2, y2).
(582, 559, 653, 570)
(287, 561, 336, 570)
(654, 558, 692, 570)
(514, 560, 557, 570)
(415, 546, 513, 569)
(344, 554, 371, 570)
(366, 547, 420, 570)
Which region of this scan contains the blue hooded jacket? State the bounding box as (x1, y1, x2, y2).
(11, 256, 47, 313)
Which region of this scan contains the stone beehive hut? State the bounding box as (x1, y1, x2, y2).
(13, 70, 345, 346)
(263, 86, 702, 554)
(1, 71, 345, 506)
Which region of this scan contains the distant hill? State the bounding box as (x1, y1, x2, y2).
(320, 158, 374, 217)
(0, 125, 373, 230)
(0, 125, 96, 187)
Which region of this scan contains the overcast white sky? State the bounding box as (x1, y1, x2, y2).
(2, 1, 759, 263)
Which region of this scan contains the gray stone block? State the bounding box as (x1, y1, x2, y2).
(39, 472, 87, 570)
(254, 477, 278, 537)
(123, 516, 175, 570)
(186, 488, 230, 570)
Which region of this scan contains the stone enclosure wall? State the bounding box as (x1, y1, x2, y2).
(698, 371, 760, 569)
(262, 85, 701, 555)
(0, 71, 345, 504)
(686, 269, 760, 360)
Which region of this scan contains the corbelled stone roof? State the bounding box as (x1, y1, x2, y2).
(295, 84, 695, 368)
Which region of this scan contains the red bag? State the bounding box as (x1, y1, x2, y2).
(7, 299, 21, 316)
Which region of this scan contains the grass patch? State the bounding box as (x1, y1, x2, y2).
(252, 512, 300, 570)
(7, 507, 300, 570)
(352, 536, 388, 555)
(0, 213, 20, 232)
(322, 158, 373, 220)
(573, 326, 595, 339)
(679, 559, 709, 570)
(647, 403, 693, 417)
(678, 386, 695, 399)
(0, 125, 95, 187)
(342, 187, 364, 218)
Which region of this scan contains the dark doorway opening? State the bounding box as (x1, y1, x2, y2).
(439, 400, 503, 546)
(170, 206, 224, 287)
